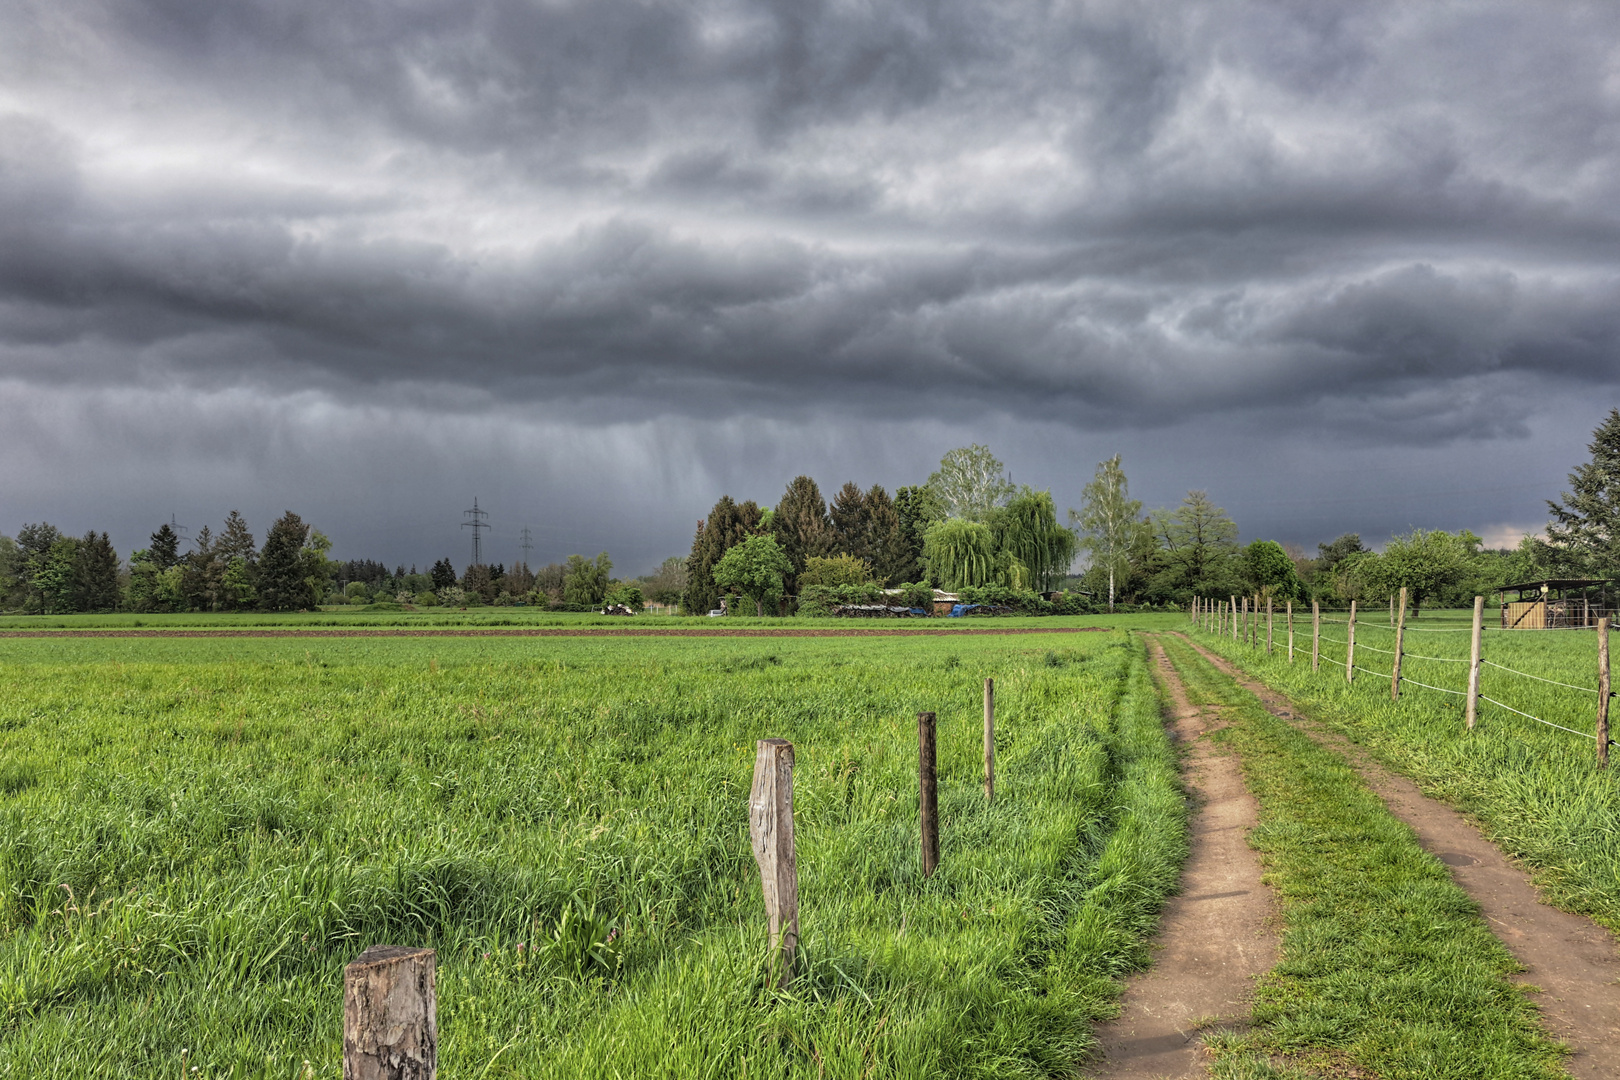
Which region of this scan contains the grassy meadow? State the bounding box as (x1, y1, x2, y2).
(0, 631, 1184, 1078)
(1191, 609, 1620, 935)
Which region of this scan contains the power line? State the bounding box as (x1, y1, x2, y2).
(462, 497, 490, 568)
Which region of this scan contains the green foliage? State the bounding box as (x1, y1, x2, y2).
(413, 591, 438, 607)
(926, 444, 1014, 521)
(603, 583, 645, 612)
(921, 517, 998, 590)
(1146, 490, 1241, 603)
(794, 582, 888, 615)
(563, 553, 613, 607)
(770, 477, 833, 584)
(1242, 540, 1300, 601)
(1544, 406, 1620, 576)
(684, 496, 765, 614)
(994, 489, 1076, 592)
(892, 485, 942, 585)
(70, 531, 120, 613)
(258, 512, 314, 611)
(956, 584, 1052, 614)
(639, 556, 687, 606)
(894, 581, 935, 611)
(798, 553, 873, 587)
(1071, 455, 1142, 610)
(1362, 529, 1481, 615)
(712, 534, 793, 616)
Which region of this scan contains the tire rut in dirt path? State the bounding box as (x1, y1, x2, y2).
(1087, 637, 1277, 1079)
(1176, 632, 1620, 1080)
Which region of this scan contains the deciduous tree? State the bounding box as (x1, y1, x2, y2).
(713, 534, 793, 616)
(922, 518, 998, 590)
(564, 553, 613, 607)
(995, 489, 1075, 592)
(926, 444, 1014, 521)
(1071, 456, 1142, 611)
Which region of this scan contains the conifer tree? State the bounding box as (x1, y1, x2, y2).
(772, 477, 833, 588)
(70, 531, 120, 612)
(829, 482, 871, 563)
(1546, 408, 1620, 576)
(149, 523, 181, 571)
(258, 511, 313, 611)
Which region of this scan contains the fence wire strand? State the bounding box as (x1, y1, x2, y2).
(1478, 695, 1595, 740)
(1481, 659, 1599, 695)
(1401, 676, 1467, 697)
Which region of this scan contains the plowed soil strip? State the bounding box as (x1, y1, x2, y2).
(1089, 638, 1277, 1079)
(1181, 633, 1620, 1080)
(0, 626, 1115, 639)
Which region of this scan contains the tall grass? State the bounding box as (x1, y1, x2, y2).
(1190, 614, 1620, 936)
(0, 632, 1183, 1077)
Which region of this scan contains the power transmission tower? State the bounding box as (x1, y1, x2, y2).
(169, 512, 191, 551)
(462, 497, 490, 568)
(519, 527, 534, 568)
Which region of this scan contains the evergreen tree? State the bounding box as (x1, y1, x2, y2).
(893, 486, 941, 585)
(181, 526, 222, 611)
(864, 485, 911, 586)
(70, 531, 121, 612)
(217, 511, 257, 564)
(682, 496, 764, 613)
(772, 477, 833, 588)
(258, 511, 313, 611)
(430, 558, 458, 592)
(149, 523, 181, 571)
(1545, 408, 1620, 577)
(15, 523, 62, 611)
(829, 482, 871, 562)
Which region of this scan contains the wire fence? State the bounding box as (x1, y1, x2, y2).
(1188, 596, 1614, 765)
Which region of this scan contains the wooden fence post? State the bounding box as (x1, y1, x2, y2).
(1286, 601, 1294, 663)
(344, 946, 437, 1080)
(1312, 600, 1320, 672)
(1466, 595, 1484, 731)
(1391, 586, 1407, 701)
(1390, 592, 1395, 627)
(983, 680, 994, 803)
(1266, 598, 1274, 655)
(1346, 601, 1357, 683)
(750, 739, 799, 986)
(1230, 596, 1238, 642)
(1598, 619, 1611, 769)
(1240, 597, 1248, 645)
(918, 712, 939, 877)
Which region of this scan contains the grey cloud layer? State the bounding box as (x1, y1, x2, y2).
(2, 0, 1620, 571)
(4, 0, 1619, 438)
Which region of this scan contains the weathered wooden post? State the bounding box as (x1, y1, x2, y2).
(1391, 586, 1407, 701)
(344, 946, 437, 1080)
(1240, 597, 1248, 645)
(1390, 592, 1396, 627)
(1312, 600, 1320, 672)
(750, 738, 799, 986)
(1598, 619, 1611, 769)
(1466, 596, 1484, 731)
(918, 712, 939, 877)
(1286, 600, 1294, 663)
(983, 680, 995, 803)
(1346, 600, 1357, 683)
(1230, 596, 1238, 641)
(1266, 598, 1274, 655)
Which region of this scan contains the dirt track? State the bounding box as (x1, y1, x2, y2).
(1089, 638, 1277, 1078)
(1182, 633, 1620, 1080)
(0, 625, 1117, 639)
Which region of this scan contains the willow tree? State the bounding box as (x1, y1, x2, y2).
(922, 518, 998, 590)
(994, 489, 1076, 592)
(1070, 455, 1142, 611)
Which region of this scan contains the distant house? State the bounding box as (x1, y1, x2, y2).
(1497, 579, 1615, 629)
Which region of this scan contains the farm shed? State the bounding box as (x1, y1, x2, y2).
(1497, 578, 1615, 629)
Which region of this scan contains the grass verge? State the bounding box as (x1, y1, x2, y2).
(1157, 634, 1566, 1080)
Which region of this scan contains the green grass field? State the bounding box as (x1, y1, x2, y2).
(0, 631, 1184, 1078)
(1191, 609, 1620, 935)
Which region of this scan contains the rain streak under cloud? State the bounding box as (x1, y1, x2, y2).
(2, 0, 1618, 570)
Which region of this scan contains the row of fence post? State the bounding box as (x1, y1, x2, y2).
(339, 679, 1001, 1076)
(1190, 592, 1613, 768)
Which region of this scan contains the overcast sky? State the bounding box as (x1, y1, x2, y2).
(3, 0, 1618, 574)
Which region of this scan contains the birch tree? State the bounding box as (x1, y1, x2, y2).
(1070, 455, 1141, 612)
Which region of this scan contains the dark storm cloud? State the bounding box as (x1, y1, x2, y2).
(2, 0, 1619, 565)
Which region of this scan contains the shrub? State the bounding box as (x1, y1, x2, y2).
(414, 591, 438, 607)
(603, 584, 645, 612)
(797, 583, 888, 616)
(894, 582, 936, 612)
(799, 554, 874, 588)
